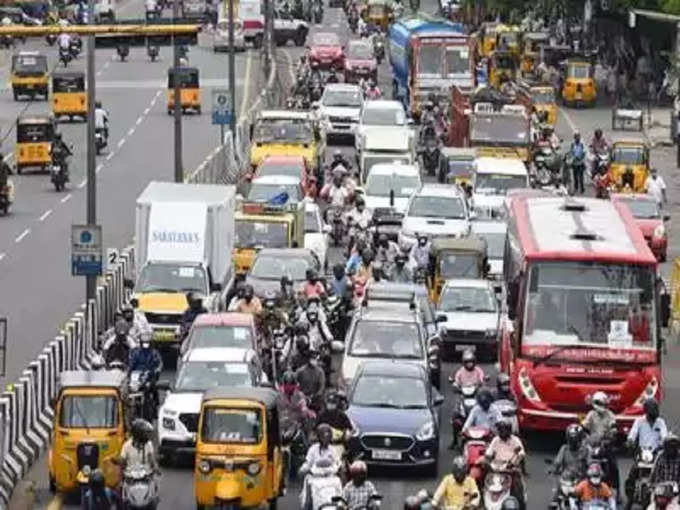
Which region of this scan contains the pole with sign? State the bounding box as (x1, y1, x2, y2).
(71, 225, 103, 277)
(212, 88, 232, 149)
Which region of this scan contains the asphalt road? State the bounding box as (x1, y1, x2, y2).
(21, 0, 680, 509)
(0, 0, 254, 385)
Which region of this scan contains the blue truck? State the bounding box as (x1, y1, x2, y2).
(388, 15, 474, 117)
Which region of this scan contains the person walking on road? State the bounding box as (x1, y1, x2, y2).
(569, 132, 587, 194)
(645, 168, 667, 208)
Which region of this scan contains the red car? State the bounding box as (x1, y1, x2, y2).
(252, 155, 317, 198)
(611, 193, 669, 261)
(308, 32, 344, 71)
(344, 39, 377, 83)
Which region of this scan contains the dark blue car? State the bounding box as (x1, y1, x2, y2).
(346, 361, 444, 475)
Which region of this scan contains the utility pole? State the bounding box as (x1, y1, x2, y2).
(86, 0, 96, 302)
(228, 0, 236, 133)
(263, 0, 270, 79)
(173, 0, 183, 182)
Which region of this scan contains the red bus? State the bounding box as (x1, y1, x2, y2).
(499, 196, 669, 433)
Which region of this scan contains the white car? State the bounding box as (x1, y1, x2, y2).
(472, 157, 529, 220)
(471, 220, 507, 279)
(95, 0, 115, 22)
(398, 184, 470, 250)
(158, 347, 264, 460)
(304, 200, 330, 270)
(435, 278, 500, 360)
(246, 175, 305, 204)
(317, 83, 363, 141)
(354, 100, 410, 153)
(214, 19, 246, 52)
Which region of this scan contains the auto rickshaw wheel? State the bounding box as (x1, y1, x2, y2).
(16, 166, 22, 175)
(49, 475, 56, 493)
(12, 89, 18, 101)
(269, 498, 278, 510)
(196, 106, 201, 114)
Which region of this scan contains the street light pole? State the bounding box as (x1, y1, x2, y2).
(228, 0, 236, 133)
(173, 0, 183, 182)
(86, 0, 96, 302)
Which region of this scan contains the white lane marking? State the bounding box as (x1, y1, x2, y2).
(60, 193, 72, 204)
(559, 107, 578, 134)
(39, 209, 52, 222)
(117, 138, 125, 148)
(96, 163, 103, 174)
(155, 90, 162, 98)
(144, 107, 151, 115)
(15, 228, 30, 243)
(0, 252, 5, 261)
(106, 151, 115, 161)
(78, 178, 87, 189)
(127, 127, 135, 136)
(136, 117, 143, 126)
(239, 51, 253, 120)
(96, 70, 103, 77)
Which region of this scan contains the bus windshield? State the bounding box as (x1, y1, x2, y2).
(522, 261, 657, 351)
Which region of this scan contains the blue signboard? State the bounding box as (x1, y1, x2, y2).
(71, 225, 103, 276)
(212, 88, 233, 125)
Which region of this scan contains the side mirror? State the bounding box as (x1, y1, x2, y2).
(312, 101, 320, 109)
(661, 293, 671, 328)
(124, 278, 135, 290)
(210, 282, 222, 292)
(433, 391, 445, 406)
(407, 118, 415, 126)
(664, 215, 671, 222)
(156, 380, 172, 391)
(331, 340, 345, 353)
(322, 224, 332, 234)
(435, 314, 447, 323)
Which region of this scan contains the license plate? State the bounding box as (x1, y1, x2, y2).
(26, 84, 33, 89)
(153, 330, 176, 342)
(455, 345, 475, 352)
(575, 93, 582, 100)
(372, 449, 401, 460)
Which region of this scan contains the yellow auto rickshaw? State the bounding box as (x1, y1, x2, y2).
(195, 387, 284, 510)
(608, 138, 649, 193)
(439, 147, 476, 188)
(477, 22, 499, 58)
(362, 0, 393, 29)
(517, 83, 557, 126)
(561, 58, 596, 107)
(428, 237, 488, 303)
(11, 51, 48, 101)
(495, 24, 521, 57)
(520, 32, 549, 75)
(52, 71, 87, 122)
(15, 115, 55, 174)
(488, 50, 518, 88)
(167, 66, 202, 115)
(48, 370, 127, 495)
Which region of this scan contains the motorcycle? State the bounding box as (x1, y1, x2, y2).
(147, 44, 159, 62)
(450, 382, 480, 447)
(117, 44, 130, 61)
(328, 494, 383, 510)
(314, 3, 323, 23)
(95, 128, 108, 155)
(348, 12, 358, 33)
(0, 181, 13, 216)
(46, 33, 57, 46)
(122, 465, 159, 510)
(283, 424, 308, 480)
(69, 37, 82, 59)
(128, 369, 157, 421)
(372, 34, 385, 64)
(59, 46, 71, 67)
(301, 463, 343, 510)
(630, 446, 657, 509)
(586, 432, 617, 494)
(328, 206, 345, 247)
(533, 146, 562, 187)
(548, 471, 579, 510)
(483, 471, 513, 510)
(50, 159, 68, 191)
(420, 137, 441, 177)
(462, 426, 494, 482)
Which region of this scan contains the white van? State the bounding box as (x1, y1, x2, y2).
(360, 126, 416, 183)
(472, 157, 528, 219)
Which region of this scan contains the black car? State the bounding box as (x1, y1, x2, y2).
(245, 248, 320, 298)
(347, 361, 444, 475)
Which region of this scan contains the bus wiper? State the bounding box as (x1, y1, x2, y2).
(533, 339, 587, 367)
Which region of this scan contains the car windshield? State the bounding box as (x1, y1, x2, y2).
(408, 196, 466, 219)
(60, 395, 118, 428)
(417, 45, 442, 75)
(440, 286, 497, 312)
(304, 210, 320, 233)
(189, 326, 253, 350)
(447, 159, 475, 177)
(175, 361, 253, 392)
(619, 198, 660, 219)
(498, 31, 518, 47)
(137, 263, 207, 293)
(567, 64, 590, 79)
(247, 183, 300, 203)
(523, 261, 657, 349)
(363, 156, 411, 175)
(474, 231, 505, 258)
(253, 119, 313, 143)
(349, 42, 373, 59)
(611, 146, 644, 165)
(313, 33, 340, 46)
(445, 46, 470, 75)
(352, 375, 427, 408)
(235, 220, 289, 248)
(366, 173, 420, 197)
(470, 115, 528, 145)
(361, 107, 405, 126)
(251, 255, 311, 281)
(475, 173, 526, 194)
(440, 253, 481, 279)
(349, 321, 422, 358)
(258, 161, 303, 178)
(323, 89, 362, 107)
(201, 407, 262, 443)
(532, 89, 555, 104)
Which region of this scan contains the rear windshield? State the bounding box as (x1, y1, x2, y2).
(59, 395, 118, 428)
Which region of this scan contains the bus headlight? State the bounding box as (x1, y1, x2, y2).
(633, 377, 658, 407)
(654, 224, 666, 239)
(518, 367, 541, 403)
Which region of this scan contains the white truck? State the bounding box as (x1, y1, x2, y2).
(359, 126, 416, 183)
(133, 182, 235, 348)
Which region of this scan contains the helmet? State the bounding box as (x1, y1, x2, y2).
(497, 419, 512, 438)
(497, 373, 510, 392)
(653, 482, 676, 508)
(349, 460, 368, 482)
(595, 128, 602, 138)
(369, 79, 376, 88)
(294, 320, 310, 336)
(296, 335, 310, 353)
(114, 318, 129, 336)
(89, 469, 105, 489)
(586, 463, 603, 485)
(306, 268, 318, 281)
(404, 496, 421, 510)
(95, 100, 102, 109)
(378, 233, 388, 245)
(317, 423, 332, 442)
(121, 305, 134, 322)
(395, 253, 407, 264)
(462, 349, 476, 365)
(281, 275, 293, 288)
(565, 423, 584, 447)
(355, 196, 365, 208)
(333, 149, 342, 160)
(451, 456, 467, 482)
(501, 497, 521, 510)
(591, 391, 609, 409)
(477, 387, 493, 408)
(264, 290, 277, 309)
(664, 433, 680, 449)
(132, 418, 152, 443)
(243, 284, 254, 300)
(643, 398, 659, 418)
(282, 371, 296, 385)
(325, 390, 339, 409)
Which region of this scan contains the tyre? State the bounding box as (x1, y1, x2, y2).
(12, 89, 18, 101)
(196, 106, 201, 114)
(49, 475, 56, 493)
(253, 34, 263, 49)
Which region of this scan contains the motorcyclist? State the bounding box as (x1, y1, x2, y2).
(432, 456, 481, 509)
(320, 173, 350, 208)
(290, 334, 312, 372)
(494, 373, 515, 403)
(375, 233, 400, 271)
(57, 30, 71, 51)
(300, 423, 341, 475)
(261, 290, 288, 336)
(409, 234, 431, 272)
(52, 132, 73, 166)
(650, 434, 680, 486)
(234, 284, 263, 315)
(278, 275, 298, 312)
(590, 128, 610, 158)
(303, 269, 326, 299)
(451, 349, 485, 387)
(317, 390, 353, 434)
(305, 303, 332, 352)
(462, 387, 502, 434)
(365, 79, 382, 100)
(552, 423, 589, 481)
(94, 100, 109, 142)
(301, 457, 342, 510)
(388, 253, 413, 283)
(485, 419, 526, 507)
(81, 468, 121, 510)
(572, 463, 617, 510)
(343, 461, 377, 509)
(327, 69, 339, 84)
(649, 483, 680, 510)
(583, 391, 620, 496)
(295, 353, 326, 412)
(329, 149, 351, 174)
(346, 197, 372, 251)
(278, 370, 315, 433)
(117, 419, 159, 479)
(568, 131, 587, 194)
(180, 292, 208, 336)
(128, 298, 153, 340)
(329, 264, 353, 305)
(103, 318, 135, 367)
(0, 153, 13, 199)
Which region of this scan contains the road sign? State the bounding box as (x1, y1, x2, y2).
(71, 225, 103, 277)
(106, 248, 119, 272)
(212, 88, 233, 125)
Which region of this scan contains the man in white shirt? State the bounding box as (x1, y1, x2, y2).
(645, 167, 667, 207)
(94, 100, 109, 140)
(57, 31, 71, 50)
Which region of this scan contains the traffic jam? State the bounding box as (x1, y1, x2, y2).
(25, 0, 679, 509)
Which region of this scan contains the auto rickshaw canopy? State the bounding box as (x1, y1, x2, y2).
(431, 236, 488, 256)
(11, 51, 47, 73)
(523, 32, 549, 53)
(58, 370, 127, 392)
(565, 59, 592, 79)
(16, 115, 55, 141)
(167, 66, 199, 88)
(491, 50, 517, 70)
(202, 386, 279, 407)
(610, 139, 648, 165)
(52, 71, 85, 92)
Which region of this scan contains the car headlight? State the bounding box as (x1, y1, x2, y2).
(247, 461, 261, 475)
(633, 377, 659, 407)
(162, 417, 176, 430)
(518, 367, 541, 403)
(415, 420, 435, 441)
(350, 418, 360, 437)
(198, 459, 212, 474)
(654, 224, 666, 238)
(485, 328, 496, 338)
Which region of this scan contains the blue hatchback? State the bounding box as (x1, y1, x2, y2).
(346, 361, 444, 475)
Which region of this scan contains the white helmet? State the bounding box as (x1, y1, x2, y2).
(591, 391, 609, 409)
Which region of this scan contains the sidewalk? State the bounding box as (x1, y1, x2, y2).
(643, 107, 675, 148)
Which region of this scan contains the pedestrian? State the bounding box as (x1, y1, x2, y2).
(644, 168, 667, 208)
(568, 132, 587, 194)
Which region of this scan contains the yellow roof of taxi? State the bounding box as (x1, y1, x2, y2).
(258, 110, 313, 120)
(475, 157, 527, 175)
(59, 370, 126, 390)
(432, 236, 487, 253)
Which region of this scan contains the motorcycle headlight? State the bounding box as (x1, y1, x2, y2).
(654, 224, 666, 239)
(633, 377, 659, 407)
(518, 367, 541, 403)
(415, 420, 435, 441)
(162, 417, 175, 430)
(198, 459, 212, 474)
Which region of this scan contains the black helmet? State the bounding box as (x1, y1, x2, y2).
(121, 305, 134, 322)
(294, 320, 310, 336)
(594, 128, 602, 138)
(566, 423, 584, 447)
(477, 387, 493, 408)
(89, 468, 105, 489)
(497, 419, 512, 438)
(325, 390, 339, 408)
(451, 455, 467, 482)
(404, 496, 421, 510)
(306, 268, 317, 281)
(497, 373, 510, 392)
(355, 196, 365, 208)
(296, 335, 310, 353)
(643, 398, 659, 418)
(132, 418, 151, 443)
(282, 370, 296, 385)
(243, 284, 254, 299)
(95, 100, 102, 109)
(281, 275, 293, 288)
(501, 497, 521, 510)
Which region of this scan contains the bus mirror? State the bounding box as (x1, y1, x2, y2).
(661, 293, 671, 328)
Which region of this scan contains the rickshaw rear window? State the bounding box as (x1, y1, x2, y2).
(168, 71, 199, 88)
(59, 395, 118, 428)
(53, 77, 84, 91)
(201, 407, 262, 443)
(612, 146, 644, 165)
(17, 124, 52, 143)
(13, 55, 47, 72)
(567, 64, 590, 79)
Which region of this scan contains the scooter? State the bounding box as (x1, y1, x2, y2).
(50, 160, 68, 191)
(483, 471, 513, 510)
(462, 426, 494, 482)
(122, 465, 159, 510)
(128, 369, 157, 421)
(0, 181, 14, 216)
(630, 446, 657, 509)
(301, 463, 343, 510)
(46, 33, 57, 46)
(147, 44, 159, 62)
(59, 46, 71, 67)
(117, 44, 130, 61)
(69, 37, 82, 58)
(328, 206, 345, 246)
(420, 137, 441, 177)
(450, 381, 480, 447)
(95, 128, 108, 155)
